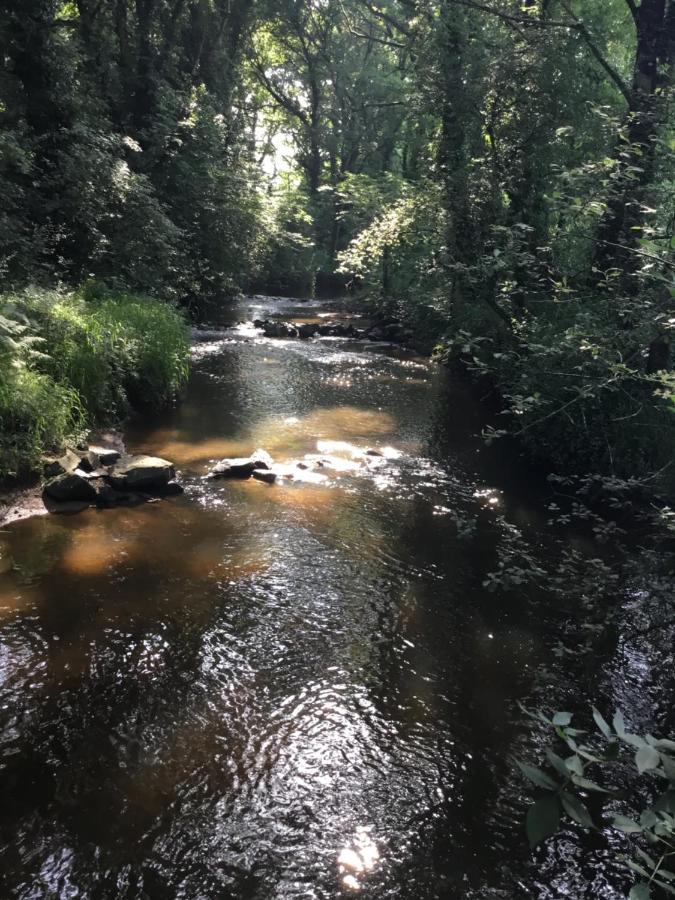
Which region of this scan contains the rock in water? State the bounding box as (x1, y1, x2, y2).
(298, 323, 318, 339)
(210, 458, 256, 478)
(251, 448, 273, 470)
(87, 445, 121, 466)
(43, 472, 99, 503)
(43, 448, 81, 478)
(252, 469, 277, 484)
(153, 481, 184, 497)
(209, 449, 274, 479)
(109, 455, 175, 490)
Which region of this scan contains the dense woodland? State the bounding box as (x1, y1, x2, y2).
(1, 0, 674, 490)
(1, 2, 675, 895)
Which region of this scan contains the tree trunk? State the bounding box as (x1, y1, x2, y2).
(133, 0, 156, 132)
(594, 0, 675, 276)
(437, 1, 473, 303)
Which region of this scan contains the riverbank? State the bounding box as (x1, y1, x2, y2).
(0, 284, 190, 489)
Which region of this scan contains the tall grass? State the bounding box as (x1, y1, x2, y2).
(0, 286, 189, 481)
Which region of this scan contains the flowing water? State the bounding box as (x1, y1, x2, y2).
(0, 297, 666, 898)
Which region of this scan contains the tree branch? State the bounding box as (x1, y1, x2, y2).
(337, 0, 407, 49)
(558, 1, 633, 107)
(251, 58, 309, 125)
(447, 0, 633, 107)
(447, 0, 576, 30)
(353, 0, 411, 36)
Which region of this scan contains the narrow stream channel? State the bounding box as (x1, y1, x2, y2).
(0, 297, 662, 898)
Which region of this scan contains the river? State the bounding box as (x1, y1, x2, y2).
(0, 296, 667, 898)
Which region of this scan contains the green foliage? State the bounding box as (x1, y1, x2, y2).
(0, 301, 83, 479)
(250, 175, 317, 296)
(0, 0, 259, 300)
(0, 287, 189, 481)
(518, 707, 675, 899)
(337, 180, 451, 338)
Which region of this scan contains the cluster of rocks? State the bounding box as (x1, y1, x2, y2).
(253, 318, 413, 344)
(42, 443, 182, 514)
(207, 446, 387, 485)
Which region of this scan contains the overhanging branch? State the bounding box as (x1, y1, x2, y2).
(447, 0, 633, 107)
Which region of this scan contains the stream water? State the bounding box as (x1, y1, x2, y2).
(0, 297, 667, 898)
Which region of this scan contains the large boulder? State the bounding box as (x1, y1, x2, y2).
(109, 455, 175, 490)
(43, 472, 99, 503)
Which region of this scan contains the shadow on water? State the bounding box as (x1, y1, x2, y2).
(0, 296, 665, 898)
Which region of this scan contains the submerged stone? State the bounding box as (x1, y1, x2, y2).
(152, 481, 184, 497)
(44, 499, 92, 515)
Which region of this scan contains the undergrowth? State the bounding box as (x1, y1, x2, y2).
(0, 284, 189, 481)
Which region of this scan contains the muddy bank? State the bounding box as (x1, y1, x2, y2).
(0, 480, 47, 529)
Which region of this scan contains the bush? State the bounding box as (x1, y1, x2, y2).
(0, 287, 189, 481)
(0, 366, 83, 481)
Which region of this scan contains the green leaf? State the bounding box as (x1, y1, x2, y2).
(624, 733, 648, 750)
(565, 755, 584, 776)
(571, 775, 611, 793)
(613, 710, 626, 737)
(640, 809, 659, 828)
(612, 814, 642, 834)
(526, 794, 561, 848)
(636, 746, 661, 774)
(593, 707, 612, 739)
(662, 755, 675, 781)
(629, 884, 651, 900)
(515, 760, 558, 790)
(655, 868, 675, 882)
(628, 861, 652, 879)
(546, 751, 571, 779)
(635, 847, 657, 868)
(560, 791, 593, 827)
(553, 712, 573, 727)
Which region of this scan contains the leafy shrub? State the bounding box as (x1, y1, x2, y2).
(337, 181, 452, 342)
(0, 287, 189, 480)
(250, 176, 317, 296)
(517, 707, 675, 900)
(0, 303, 83, 479)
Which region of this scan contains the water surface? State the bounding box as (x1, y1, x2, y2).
(0, 297, 661, 898)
